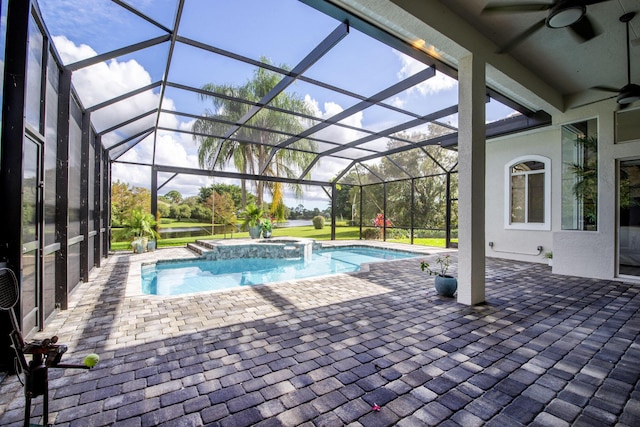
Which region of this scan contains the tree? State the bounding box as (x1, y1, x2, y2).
(157, 200, 171, 219)
(198, 183, 253, 209)
(270, 182, 286, 222)
(333, 182, 355, 220)
(193, 57, 316, 208)
(164, 190, 183, 204)
(117, 207, 160, 241)
(565, 135, 597, 229)
(207, 192, 236, 226)
(111, 180, 151, 226)
(337, 123, 458, 233)
(179, 205, 192, 221)
(111, 180, 135, 226)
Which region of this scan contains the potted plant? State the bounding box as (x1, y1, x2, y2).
(543, 251, 553, 266)
(420, 254, 457, 297)
(260, 218, 273, 238)
(241, 204, 264, 239)
(119, 208, 160, 253)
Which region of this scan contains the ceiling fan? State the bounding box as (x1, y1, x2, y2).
(591, 12, 640, 109)
(482, 0, 611, 53)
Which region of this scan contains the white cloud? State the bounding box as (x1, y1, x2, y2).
(54, 36, 208, 196)
(54, 37, 343, 209)
(395, 51, 456, 96)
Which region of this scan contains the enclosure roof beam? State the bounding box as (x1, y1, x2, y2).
(298, 102, 459, 180)
(158, 126, 322, 155)
(209, 21, 349, 168)
(268, 66, 438, 176)
(98, 109, 158, 136)
(265, 66, 437, 161)
(152, 0, 186, 168)
(157, 173, 179, 192)
(111, 0, 173, 33)
(86, 82, 162, 113)
(65, 35, 171, 71)
(107, 127, 154, 153)
(152, 164, 331, 187)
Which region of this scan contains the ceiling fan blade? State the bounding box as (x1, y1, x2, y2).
(581, 0, 613, 5)
(569, 15, 598, 41)
(592, 85, 619, 93)
(483, 3, 552, 13)
(497, 19, 546, 53)
(570, 94, 616, 109)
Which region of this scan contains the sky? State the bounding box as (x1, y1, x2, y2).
(38, 0, 519, 210)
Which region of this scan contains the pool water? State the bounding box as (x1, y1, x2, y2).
(142, 246, 420, 296)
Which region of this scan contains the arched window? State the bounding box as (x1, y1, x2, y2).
(505, 155, 551, 230)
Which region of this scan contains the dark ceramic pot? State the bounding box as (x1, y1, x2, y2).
(249, 225, 262, 239)
(434, 275, 457, 297)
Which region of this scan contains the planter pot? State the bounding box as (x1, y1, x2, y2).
(147, 240, 156, 251)
(434, 275, 457, 297)
(132, 240, 144, 254)
(262, 230, 272, 238)
(249, 225, 262, 239)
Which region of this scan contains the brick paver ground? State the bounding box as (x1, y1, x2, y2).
(1, 242, 639, 426)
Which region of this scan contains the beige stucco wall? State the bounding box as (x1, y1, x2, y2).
(485, 98, 640, 281)
(485, 126, 559, 264)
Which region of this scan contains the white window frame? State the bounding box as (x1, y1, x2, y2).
(504, 155, 551, 231)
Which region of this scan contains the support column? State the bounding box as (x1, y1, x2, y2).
(55, 69, 71, 310)
(330, 183, 336, 240)
(151, 167, 158, 244)
(151, 167, 158, 221)
(410, 178, 415, 245)
(382, 183, 387, 241)
(445, 172, 451, 248)
(80, 112, 90, 282)
(104, 158, 111, 255)
(457, 53, 486, 306)
(93, 137, 102, 266)
(358, 186, 363, 239)
(0, 0, 31, 373)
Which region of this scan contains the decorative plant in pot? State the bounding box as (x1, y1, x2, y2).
(120, 208, 160, 253)
(260, 218, 273, 238)
(420, 254, 457, 297)
(241, 204, 264, 239)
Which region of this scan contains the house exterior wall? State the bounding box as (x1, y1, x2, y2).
(485, 99, 640, 281)
(485, 127, 559, 264)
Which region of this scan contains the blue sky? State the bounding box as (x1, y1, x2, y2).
(38, 0, 518, 209)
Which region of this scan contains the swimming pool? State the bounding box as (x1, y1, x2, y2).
(141, 246, 421, 296)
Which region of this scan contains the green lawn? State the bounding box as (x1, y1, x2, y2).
(110, 225, 449, 251)
(159, 220, 215, 228)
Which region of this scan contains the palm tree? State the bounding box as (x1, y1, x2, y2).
(193, 57, 316, 209)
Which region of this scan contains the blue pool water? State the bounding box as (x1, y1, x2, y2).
(142, 247, 420, 296)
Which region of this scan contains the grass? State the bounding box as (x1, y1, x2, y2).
(110, 225, 450, 251)
(159, 221, 215, 228)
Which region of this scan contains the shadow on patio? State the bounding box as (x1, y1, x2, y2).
(1, 250, 639, 426)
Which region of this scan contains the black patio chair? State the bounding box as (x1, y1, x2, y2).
(0, 267, 93, 427)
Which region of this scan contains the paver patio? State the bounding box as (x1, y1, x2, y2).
(0, 242, 639, 426)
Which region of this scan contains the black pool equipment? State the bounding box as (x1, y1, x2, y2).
(0, 267, 97, 427)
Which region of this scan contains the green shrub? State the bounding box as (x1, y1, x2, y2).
(387, 228, 409, 239)
(362, 228, 381, 240)
(414, 229, 446, 239)
(312, 215, 325, 229)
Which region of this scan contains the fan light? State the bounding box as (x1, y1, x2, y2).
(547, 6, 585, 28)
(617, 84, 640, 105)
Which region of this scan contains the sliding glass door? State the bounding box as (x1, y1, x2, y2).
(619, 159, 640, 277)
